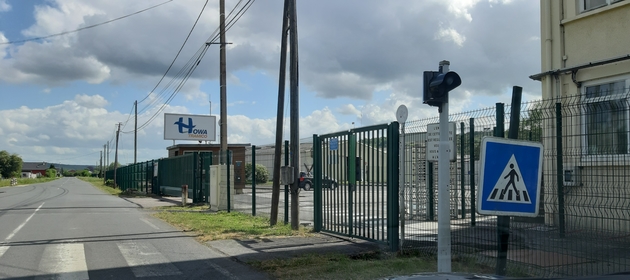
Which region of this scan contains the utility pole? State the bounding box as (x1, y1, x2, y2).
(270, 0, 290, 226)
(134, 100, 138, 164)
(288, 0, 300, 230)
(106, 141, 110, 171)
(103, 144, 107, 182)
(114, 123, 121, 188)
(100, 151, 103, 178)
(219, 0, 228, 163)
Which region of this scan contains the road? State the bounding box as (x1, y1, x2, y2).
(0, 177, 266, 280)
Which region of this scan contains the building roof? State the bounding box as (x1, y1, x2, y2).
(22, 162, 49, 171)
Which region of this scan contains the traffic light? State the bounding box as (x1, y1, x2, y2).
(423, 71, 461, 107)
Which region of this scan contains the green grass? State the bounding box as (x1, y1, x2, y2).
(0, 177, 57, 188)
(78, 177, 151, 197)
(153, 210, 312, 242)
(249, 251, 498, 280)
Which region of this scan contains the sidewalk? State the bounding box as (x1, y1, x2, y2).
(126, 196, 383, 265)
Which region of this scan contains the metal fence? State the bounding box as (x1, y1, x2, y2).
(239, 139, 316, 224)
(401, 90, 630, 277)
(105, 160, 155, 194)
(313, 123, 400, 252)
(105, 153, 212, 203)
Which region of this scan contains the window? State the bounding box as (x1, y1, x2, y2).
(581, 0, 624, 12)
(583, 79, 630, 155)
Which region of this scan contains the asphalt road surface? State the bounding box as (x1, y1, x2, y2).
(0, 177, 266, 280)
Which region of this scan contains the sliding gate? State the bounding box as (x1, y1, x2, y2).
(313, 122, 399, 251)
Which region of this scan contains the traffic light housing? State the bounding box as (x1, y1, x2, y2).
(423, 71, 462, 107)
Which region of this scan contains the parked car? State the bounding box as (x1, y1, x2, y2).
(299, 172, 338, 191)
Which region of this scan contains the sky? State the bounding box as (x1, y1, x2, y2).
(0, 0, 542, 166)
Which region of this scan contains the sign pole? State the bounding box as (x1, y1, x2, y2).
(496, 86, 522, 276)
(396, 105, 408, 251)
(437, 60, 451, 272)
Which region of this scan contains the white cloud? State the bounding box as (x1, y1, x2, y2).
(337, 104, 361, 117)
(74, 94, 109, 108)
(0, 0, 10, 12)
(0, 95, 191, 164)
(435, 27, 466, 47)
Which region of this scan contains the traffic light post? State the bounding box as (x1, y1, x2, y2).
(423, 60, 461, 273)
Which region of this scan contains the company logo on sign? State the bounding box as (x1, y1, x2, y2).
(164, 113, 216, 141)
(174, 117, 208, 138)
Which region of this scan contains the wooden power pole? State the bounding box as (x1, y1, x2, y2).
(134, 100, 138, 164)
(270, 0, 290, 226)
(219, 0, 228, 162)
(114, 123, 121, 188)
(288, 0, 300, 230)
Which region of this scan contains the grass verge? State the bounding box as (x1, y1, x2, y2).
(0, 177, 57, 188)
(249, 252, 528, 279)
(78, 177, 151, 197)
(153, 209, 312, 242)
(249, 252, 498, 280)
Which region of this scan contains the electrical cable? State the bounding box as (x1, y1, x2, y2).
(127, 0, 256, 133)
(137, 0, 209, 104)
(0, 0, 174, 45)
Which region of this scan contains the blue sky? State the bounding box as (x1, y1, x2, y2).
(0, 0, 541, 165)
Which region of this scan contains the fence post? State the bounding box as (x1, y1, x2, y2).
(284, 140, 289, 225)
(193, 153, 198, 203)
(460, 122, 465, 219)
(495, 102, 508, 276)
(556, 102, 565, 238)
(428, 162, 434, 221)
(388, 121, 400, 252)
(313, 134, 322, 232)
(469, 118, 476, 226)
(252, 145, 257, 216)
(227, 150, 231, 212)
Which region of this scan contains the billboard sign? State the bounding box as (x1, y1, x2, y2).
(164, 113, 217, 141)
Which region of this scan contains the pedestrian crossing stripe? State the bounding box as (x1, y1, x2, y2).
(0, 241, 185, 279)
(486, 154, 531, 204)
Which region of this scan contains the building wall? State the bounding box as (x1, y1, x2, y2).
(539, 0, 630, 233)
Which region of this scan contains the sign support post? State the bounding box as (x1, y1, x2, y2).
(437, 61, 451, 272)
(422, 60, 461, 273)
(496, 86, 522, 275)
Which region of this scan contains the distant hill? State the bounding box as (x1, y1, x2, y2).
(55, 164, 95, 172)
(24, 162, 95, 172)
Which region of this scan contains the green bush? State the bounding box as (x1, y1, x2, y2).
(245, 163, 269, 184)
(46, 169, 57, 178)
(105, 179, 115, 187)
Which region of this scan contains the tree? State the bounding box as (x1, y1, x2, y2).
(0, 151, 23, 178)
(46, 168, 57, 178)
(107, 162, 124, 170)
(245, 163, 269, 184)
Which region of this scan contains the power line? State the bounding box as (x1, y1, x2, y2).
(136, 0, 245, 113)
(127, 0, 256, 133)
(137, 0, 210, 104)
(120, 103, 137, 131)
(0, 0, 174, 45)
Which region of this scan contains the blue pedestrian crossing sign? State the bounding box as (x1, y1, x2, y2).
(477, 137, 543, 217)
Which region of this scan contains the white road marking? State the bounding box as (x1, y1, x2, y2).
(140, 218, 160, 230)
(117, 241, 182, 278)
(5, 202, 44, 241)
(0, 246, 9, 258)
(38, 243, 89, 280)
